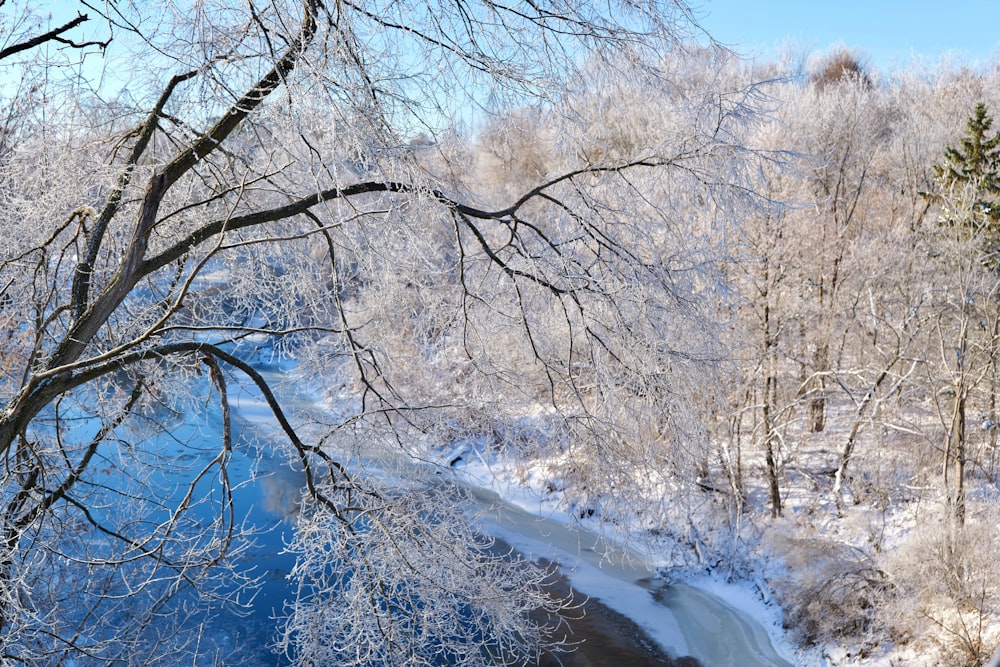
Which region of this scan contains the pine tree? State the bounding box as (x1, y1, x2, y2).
(934, 102, 1000, 267)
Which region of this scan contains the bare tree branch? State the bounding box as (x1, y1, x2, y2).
(0, 13, 109, 62)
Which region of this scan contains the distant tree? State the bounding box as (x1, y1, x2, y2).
(810, 48, 872, 90)
(803, 74, 888, 435)
(923, 103, 1000, 527)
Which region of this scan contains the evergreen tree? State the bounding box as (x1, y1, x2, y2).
(934, 102, 1000, 267)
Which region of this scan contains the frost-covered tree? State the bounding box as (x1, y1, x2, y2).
(755, 66, 1000, 664)
(0, 0, 758, 664)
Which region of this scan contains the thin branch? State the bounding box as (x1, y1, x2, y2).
(0, 14, 108, 62)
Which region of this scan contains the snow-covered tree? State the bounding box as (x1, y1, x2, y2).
(0, 1, 756, 664)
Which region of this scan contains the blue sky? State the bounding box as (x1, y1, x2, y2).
(695, 0, 1000, 72)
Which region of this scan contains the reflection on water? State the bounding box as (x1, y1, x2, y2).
(223, 450, 301, 666)
(258, 465, 305, 518)
(156, 398, 306, 666)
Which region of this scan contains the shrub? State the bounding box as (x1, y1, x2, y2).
(767, 533, 890, 653)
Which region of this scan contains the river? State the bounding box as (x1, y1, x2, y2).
(183, 362, 795, 666)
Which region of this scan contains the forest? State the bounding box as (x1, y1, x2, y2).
(0, 0, 998, 665)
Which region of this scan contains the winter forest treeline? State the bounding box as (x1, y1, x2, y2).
(0, 1, 998, 665)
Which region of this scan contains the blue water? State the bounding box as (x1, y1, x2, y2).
(110, 374, 302, 665)
(214, 448, 298, 665)
(210, 399, 301, 665)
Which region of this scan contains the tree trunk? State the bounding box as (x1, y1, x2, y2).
(761, 294, 782, 518)
(810, 395, 826, 432)
(725, 391, 750, 516)
(810, 343, 829, 432)
(946, 307, 970, 526)
(951, 388, 966, 525)
(989, 317, 1000, 482)
(763, 373, 782, 518)
(832, 362, 898, 515)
